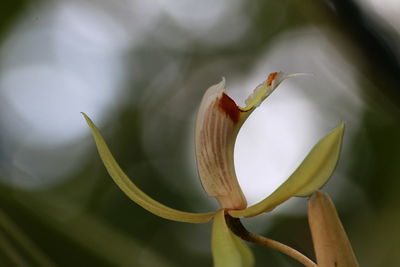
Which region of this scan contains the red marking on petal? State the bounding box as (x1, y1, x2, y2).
(218, 93, 240, 123)
(267, 72, 278, 86)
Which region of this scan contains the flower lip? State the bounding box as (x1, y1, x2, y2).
(218, 93, 242, 124)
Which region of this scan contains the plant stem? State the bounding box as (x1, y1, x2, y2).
(225, 215, 317, 267)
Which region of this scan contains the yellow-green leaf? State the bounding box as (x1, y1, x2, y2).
(229, 123, 344, 218)
(82, 113, 215, 223)
(308, 191, 359, 267)
(212, 210, 254, 267)
(294, 123, 344, 197)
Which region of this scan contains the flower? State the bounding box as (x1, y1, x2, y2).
(82, 72, 344, 267)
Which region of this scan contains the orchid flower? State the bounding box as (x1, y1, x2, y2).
(83, 72, 344, 267)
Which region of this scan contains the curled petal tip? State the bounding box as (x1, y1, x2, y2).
(338, 121, 345, 131)
(241, 71, 298, 112)
(285, 72, 315, 78)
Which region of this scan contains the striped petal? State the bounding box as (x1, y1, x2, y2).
(196, 72, 292, 210)
(83, 113, 216, 223)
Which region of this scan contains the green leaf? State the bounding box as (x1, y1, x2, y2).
(82, 113, 215, 223)
(308, 191, 359, 267)
(212, 210, 254, 267)
(229, 123, 344, 218)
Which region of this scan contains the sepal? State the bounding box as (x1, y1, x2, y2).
(83, 113, 215, 223)
(229, 123, 345, 218)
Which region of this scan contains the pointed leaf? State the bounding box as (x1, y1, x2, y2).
(212, 210, 254, 267)
(294, 123, 345, 197)
(308, 191, 359, 267)
(229, 123, 344, 218)
(82, 113, 215, 223)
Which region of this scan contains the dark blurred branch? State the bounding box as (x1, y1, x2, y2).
(226, 215, 317, 267)
(306, 0, 400, 109)
(0, 209, 56, 266)
(0, 0, 31, 42)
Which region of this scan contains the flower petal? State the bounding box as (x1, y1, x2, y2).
(195, 78, 247, 210)
(196, 73, 293, 210)
(308, 191, 359, 267)
(229, 123, 344, 218)
(82, 113, 215, 223)
(212, 210, 254, 267)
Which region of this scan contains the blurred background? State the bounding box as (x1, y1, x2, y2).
(0, 0, 399, 266)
